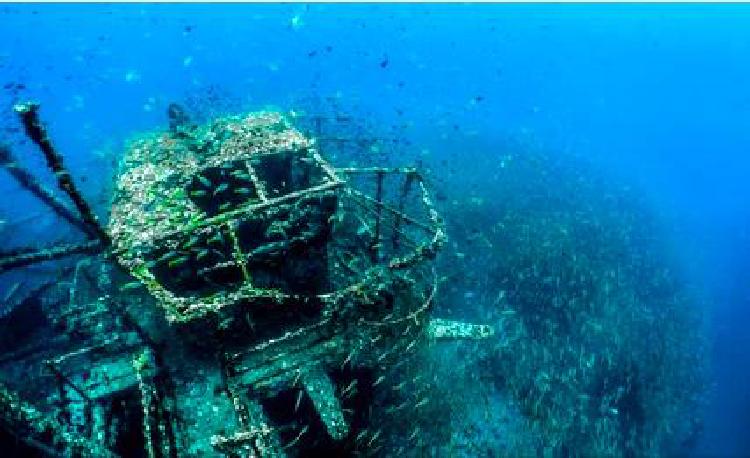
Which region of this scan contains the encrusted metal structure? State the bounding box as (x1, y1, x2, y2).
(0, 103, 492, 457)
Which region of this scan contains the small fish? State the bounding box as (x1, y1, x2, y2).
(196, 248, 210, 260)
(356, 224, 371, 237)
(2, 282, 21, 302)
(356, 429, 369, 443)
(168, 255, 190, 268)
(294, 390, 304, 412)
(340, 349, 355, 369)
(119, 281, 143, 292)
(232, 171, 252, 180)
(414, 397, 429, 409)
(155, 251, 179, 264)
(282, 425, 309, 450)
(197, 174, 211, 187)
(184, 235, 201, 249)
(190, 189, 207, 197)
(373, 375, 386, 387)
(404, 338, 419, 353)
(234, 187, 252, 195)
(341, 380, 358, 397)
(367, 429, 382, 446)
(214, 182, 229, 195)
(376, 350, 390, 363)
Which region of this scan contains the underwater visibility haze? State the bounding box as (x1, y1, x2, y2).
(0, 3, 748, 457)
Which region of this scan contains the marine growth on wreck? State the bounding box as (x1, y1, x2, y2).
(0, 103, 492, 457)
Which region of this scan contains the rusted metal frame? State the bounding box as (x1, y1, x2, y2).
(197, 260, 239, 277)
(231, 332, 332, 377)
(309, 147, 341, 183)
(63, 308, 107, 325)
(0, 382, 116, 457)
(369, 171, 385, 263)
(135, 375, 157, 458)
(218, 350, 253, 429)
(44, 360, 93, 404)
(392, 171, 415, 250)
(68, 258, 88, 305)
(335, 166, 418, 175)
(174, 180, 341, 236)
(0, 144, 96, 238)
(226, 221, 251, 283)
(360, 271, 438, 327)
(415, 174, 445, 232)
(106, 295, 159, 350)
(236, 341, 343, 391)
(133, 349, 173, 458)
(392, 227, 420, 250)
(244, 160, 268, 202)
(387, 177, 446, 271)
(332, 252, 362, 276)
(245, 354, 333, 392)
(14, 102, 109, 244)
(125, 182, 340, 259)
(0, 240, 103, 274)
(197, 227, 325, 277)
(130, 347, 174, 458)
(243, 231, 320, 262)
(49, 334, 135, 366)
(211, 428, 275, 455)
(386, 223, 421, 250)
(0, 276, 61, 318)
(0, 336, 69, 366)
(228, 318, 332, 361)
(344, 187, 434, 234)
(342, 192, 421, 250)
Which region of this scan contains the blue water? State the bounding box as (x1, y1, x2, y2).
(1, 4, 749, 456)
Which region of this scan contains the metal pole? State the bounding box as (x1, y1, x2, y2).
(0, 240, 103, 274)
(0, 144, 97, 238)
(14, 101, 110, 244)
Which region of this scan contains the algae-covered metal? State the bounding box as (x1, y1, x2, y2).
(0, 105, 492, 457)
(107, 110, 450, 455)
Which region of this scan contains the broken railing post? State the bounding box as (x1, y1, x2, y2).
(369, 170, 384, 262)
(14, 101, 110, 245)
(0, 143, 97, 238)
(392, 170, 413, 250)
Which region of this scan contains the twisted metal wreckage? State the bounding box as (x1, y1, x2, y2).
(0, 101, 493, 457)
